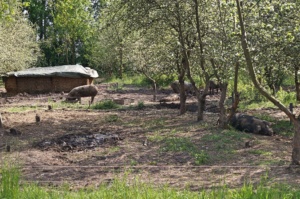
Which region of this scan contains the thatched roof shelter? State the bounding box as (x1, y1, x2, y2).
(2, 65, 99, 94)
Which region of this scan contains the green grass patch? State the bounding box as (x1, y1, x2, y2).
(201, 130, 251, 154)
(104, 114, 120, 123)
(254, 159, 285, 166)
(91, 100, 120, 110)
(105, 74, 151, 87)
(143, 118, 166, 129)
(240, 101, 275, 110)
(137, 101, 145, 109)
(147, 130, 165, 142)
(6, 105, 38, 112)
(161, 137, 209, 165)
(236, 80, 297, 110)
(272, 120, 294, 137)
(2, 165, 300, 198)
(162, 137, 195, 152)
(0, 163, 20, 199)
(249, 149, 273, 156)
(202, 130, 251, 143)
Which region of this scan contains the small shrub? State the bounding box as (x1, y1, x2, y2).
(276, 88, 296, 105)
(137, 101, 145, 109)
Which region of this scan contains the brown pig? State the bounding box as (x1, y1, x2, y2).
(66, 85, 98, 104)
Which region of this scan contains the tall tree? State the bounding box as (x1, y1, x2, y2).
(87, 0, 128, 78)
(206, 0, 240, 127)
(25, 0, 50, 40)
(0, 6, 40, 73)
(53, 0, 95, 65)
(119, 0, 207, 116)
(0, 0, 19, 20)
(236, 0, 300, 165)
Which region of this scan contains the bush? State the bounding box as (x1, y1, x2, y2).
(276, 87, 296, 105)
(137, 101, 145, 109)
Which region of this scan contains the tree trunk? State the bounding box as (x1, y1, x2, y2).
(139, 69, 157, 102)
(0, 113, 3, 128)
(175, 2, 188, 115)
(174, 51, 186, 115)
(294, 66, 300, 101)
(193, 0, 210, 121)
(218, 83, 228, 128)
(227, 61, 240, 122)
(152, 81, 157, 102)
(119, 43, 124, 79)
(292, 121, 300, 165)
(197, 94, 206, 121)
(236, 0, 300, 164)
(197, 81, 209, 121)
(179, 78, 187, 115)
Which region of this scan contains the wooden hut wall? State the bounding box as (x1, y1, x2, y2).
(51, 77, 93, 92)
(3, 76, 17, 94)
(3, 76, 94, 94)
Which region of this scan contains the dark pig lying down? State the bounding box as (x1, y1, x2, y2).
(229, 113, 274, 136)
(66, 85, 98, 104)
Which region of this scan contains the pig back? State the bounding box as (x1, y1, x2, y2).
(68, 85, 98, 98)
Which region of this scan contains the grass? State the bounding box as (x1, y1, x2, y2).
(104, 74, 151, 87)
(91, 100, 120, 110)
(104, 114, 120, 123)
(237, 82, 297, 110)
(1, 165, 300, 199)
(272, 120, 294, 137)
(142, 117, 167, 130)
(161, 137, 209, 165)
(6, 105, 38, 112)
(202, 130, 251, 150)
(200, 130, 252, 162)
(249, 149, 273, 156)
(0, 163, 20, 199)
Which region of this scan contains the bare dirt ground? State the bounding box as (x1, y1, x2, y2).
(0, 83, 299, 190)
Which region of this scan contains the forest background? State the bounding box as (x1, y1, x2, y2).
(2, 0, 300, 164)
